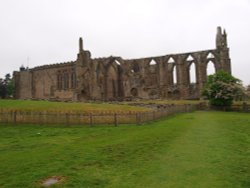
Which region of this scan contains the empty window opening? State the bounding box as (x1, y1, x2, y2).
(63, 73, 69, 89)
(173, 66, 177, 84)
(207, 52, 215, 59)
(149, 59, 157, 65)
(189, 63, 196, 83)
(168, 57, 175, 63)
(57, 74, 62, 90)
(186, 55, 194, 61)
(71, 72, 76, 88)
(206, 61, 216, 76)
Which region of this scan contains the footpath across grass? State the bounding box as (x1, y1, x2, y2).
(0, 111, 249, 187)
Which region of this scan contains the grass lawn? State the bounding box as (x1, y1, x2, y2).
(123, 99, 204, 105)
(0, 99, 150, 113)
(0, 111, 249, 188)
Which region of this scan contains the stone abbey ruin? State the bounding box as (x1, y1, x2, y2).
(14, 27, 231, 101)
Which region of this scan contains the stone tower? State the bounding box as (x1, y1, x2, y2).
(216, 26, 231, 74)
(75, 37, 92, 101)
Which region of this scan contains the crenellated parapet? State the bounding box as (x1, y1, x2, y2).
(31, 61, 75, 71)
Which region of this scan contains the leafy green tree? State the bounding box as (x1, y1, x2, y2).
(0, 74, 13, 98)
(202, 71, 244, 106)
(4, 74, 13, 97)
(246, 85, 250, 99)
(0, 78, 6, 98)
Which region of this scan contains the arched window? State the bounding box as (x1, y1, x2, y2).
(63, 73, 69, 89)
(168, 57, 175, 63)
(173, 65, 177, 85)
(189, 63, 196, 84)
(106, 65, 118, 99)
(168, 57, 177, 86)
(71, 72, 76, 89)
(57, 74, 62, 90)
(207, 52, 215, 59)
(149, 59, 157, 65)
(206, 61, 216, 76)
(149, 59, 157, 73)
(186, 55, 194, 61)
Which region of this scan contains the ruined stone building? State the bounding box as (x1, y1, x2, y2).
(13, 27, 231, 101)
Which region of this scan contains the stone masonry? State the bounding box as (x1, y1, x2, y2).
(13, 27, 231, 101)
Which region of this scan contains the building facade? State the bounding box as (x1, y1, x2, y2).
(13, 27, 231, 101)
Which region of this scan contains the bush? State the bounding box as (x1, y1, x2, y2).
(0, 74, 13, 98)
(202, 71, 244, 106)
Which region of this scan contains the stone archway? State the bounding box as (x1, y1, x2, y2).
(105, 65, 118, 100)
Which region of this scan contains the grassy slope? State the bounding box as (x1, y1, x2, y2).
(0, 99, 149, 113)
(0, 111, 249, 188)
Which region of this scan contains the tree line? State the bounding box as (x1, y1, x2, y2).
(0, 74, 13, 98)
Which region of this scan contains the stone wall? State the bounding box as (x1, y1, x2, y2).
(14, 27, 231, 101)
(14, 62, 75, 100)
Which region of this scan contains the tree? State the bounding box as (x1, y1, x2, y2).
(202, 71, 244, 106)
(4, 74, 13, 97)
(0, 74, 13, 99)
(0, 78, 6, 98)
(246, 85, 250, 100)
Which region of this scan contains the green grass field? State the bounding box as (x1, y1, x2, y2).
(124, 99, 204, 105)
(0, 99, 150, 113)
(0, 111, 249, 187)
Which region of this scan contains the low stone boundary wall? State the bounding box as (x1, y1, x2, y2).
(0, 104, 199, 126)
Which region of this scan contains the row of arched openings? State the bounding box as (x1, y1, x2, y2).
(132, 55, 216, 86)
(169, 52, 216, 85)
(85, 53, 216, 99)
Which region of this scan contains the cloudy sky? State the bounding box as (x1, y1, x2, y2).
(0, 0, 250, 85)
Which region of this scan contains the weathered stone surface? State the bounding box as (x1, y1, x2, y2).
(13, 27, 231, 101)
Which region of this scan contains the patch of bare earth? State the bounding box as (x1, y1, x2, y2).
(40, 176, 65, 187)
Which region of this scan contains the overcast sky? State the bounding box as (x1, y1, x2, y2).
(0, 0, 250, 85)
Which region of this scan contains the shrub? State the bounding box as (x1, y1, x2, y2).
(202, 71, 244, 106)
